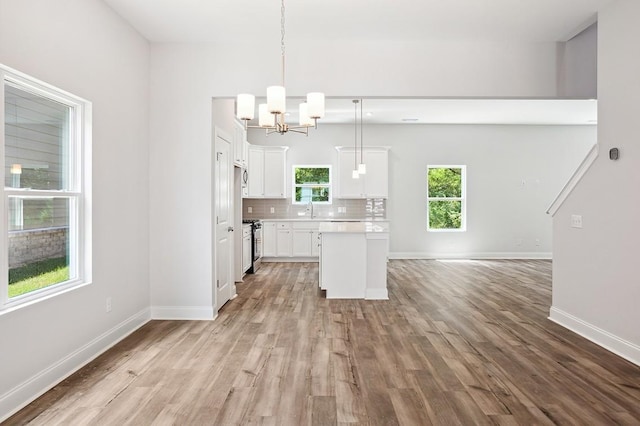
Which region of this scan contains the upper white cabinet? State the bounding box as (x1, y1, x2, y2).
(336, 147, 389, 199)
(247, 146, 264, 197)
(264, 149, 286, 197)
(247, 145, 288, 198)
(233, 120, 248, 167)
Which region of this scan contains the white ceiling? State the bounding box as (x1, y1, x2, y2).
(104, 0, 606, 125)
(103, 0, 612, 43)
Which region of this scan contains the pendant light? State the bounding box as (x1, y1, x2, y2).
(352, 100, 360, 179)
(358, 98, 366, 174)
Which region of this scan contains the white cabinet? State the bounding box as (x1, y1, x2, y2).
(246, 145, 288, 198)
(292, 222, 321, 257)
(263, 221, 277, 257)
(247, 147, 264, 197)
(264, 149, 286, 197)
(233, 120, 248, 167)
(335, 147, 389, 199)
(276, 223, 292, 257)
(318, 222, 389, 300)
(242, 225, 252, 273)
(263, 221, 320, 258)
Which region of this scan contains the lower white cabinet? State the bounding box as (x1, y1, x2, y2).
(263, 221, 321, 258)
(242, 225, 252, 273)
(263, 222, 277, 257)
(292, 222, 321, 257)
(276, 223, 292, 257)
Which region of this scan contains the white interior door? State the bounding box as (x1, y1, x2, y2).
(215, 129, 233, 310)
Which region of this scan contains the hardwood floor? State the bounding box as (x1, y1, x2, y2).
(6, 260, 640, 425)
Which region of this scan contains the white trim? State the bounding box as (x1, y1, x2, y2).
(0, 308, 150, 423)
(261, 257, 319, 263)
(427, 165, 467, 232)
(389, 252, 552, 260)
(549, 307, 640, 367)
(1, 67, 92, 311)
(291, 164, 332, 205)
(365, 288, 388, 300)
(151, 306, 216, 320)
(547, 143, 598, 216)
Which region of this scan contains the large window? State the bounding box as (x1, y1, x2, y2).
(292, 165, 331, 204)
(427, 165, 466, 231)
(1, 66, 91, 309)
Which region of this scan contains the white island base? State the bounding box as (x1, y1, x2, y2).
(319, 222, 389, 300)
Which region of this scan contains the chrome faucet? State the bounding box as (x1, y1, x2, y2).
(307, 201, 314, 218)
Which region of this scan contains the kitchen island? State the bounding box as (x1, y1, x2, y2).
(318, 221, 389, 299)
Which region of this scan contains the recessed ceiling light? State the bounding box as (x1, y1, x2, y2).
(401, 118, 419, 122)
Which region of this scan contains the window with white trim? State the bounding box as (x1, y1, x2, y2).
(1, 66, 91, 309)
(427, 165, 466, 231)
(292, 165, 331, 204)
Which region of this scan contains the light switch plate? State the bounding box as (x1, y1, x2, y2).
(247, 206, 252, 213)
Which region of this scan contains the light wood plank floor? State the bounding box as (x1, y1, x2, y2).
(6, 260, 640, 425)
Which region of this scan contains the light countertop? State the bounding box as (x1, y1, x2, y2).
(319, 221, 389, 234)
(250, 218, 388, 223)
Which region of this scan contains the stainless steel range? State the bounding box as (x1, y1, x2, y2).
(242, 219, 262, 273)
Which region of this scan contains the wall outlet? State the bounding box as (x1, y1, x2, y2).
(570, 214, 583, 228)
(535, 238, 540, 246)
(247, 206, 252, 213)
(270, 207, 275, 214)
(338, 207, 346, 213)
(106, 297, 112, 313)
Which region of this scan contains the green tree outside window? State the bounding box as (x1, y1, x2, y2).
(427, 166, 465, 230)
(293, 166, 331, 204)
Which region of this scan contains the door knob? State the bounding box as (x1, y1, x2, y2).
(228, 227, 234, 232)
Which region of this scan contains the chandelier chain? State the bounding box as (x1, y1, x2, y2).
(281, 0, 286, 86)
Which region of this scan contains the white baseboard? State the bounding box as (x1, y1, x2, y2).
(261, 257, 319, 263)
(0, 308, 151, 422)
(549, 306, 640, 366)
(365, 288, 389, 300)
(389, 252, 552, 260)
(151, 306, 216, 320)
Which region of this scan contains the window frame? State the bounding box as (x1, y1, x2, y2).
(291, 165, 332, 205)
(427, 164, 467, 232)
(0, 64, 92, 312)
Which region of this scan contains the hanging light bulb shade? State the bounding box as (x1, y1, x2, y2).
(299, 103, 314, 127)
(358, 98, 367, 174)
(259, 103, 275, 128)
(237, 94, 255, 120)
(267, 86, 286, 114)
(307, 92, 325, 119)
(234, 0, 324, 136)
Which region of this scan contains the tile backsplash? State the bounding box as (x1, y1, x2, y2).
(243, 198, 386, 220)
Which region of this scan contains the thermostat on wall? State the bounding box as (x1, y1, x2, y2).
(609, 147, 619, 160)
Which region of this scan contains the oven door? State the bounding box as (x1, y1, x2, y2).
(253, 225, 262, 262)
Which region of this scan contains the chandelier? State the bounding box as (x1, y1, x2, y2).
(236, 0, 325, 135)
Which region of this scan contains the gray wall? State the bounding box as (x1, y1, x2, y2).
(558, 23, 598, 99)
(0, 0, 150, 418)
(249, 123, 596, 258)
(551, 0, 640, 365)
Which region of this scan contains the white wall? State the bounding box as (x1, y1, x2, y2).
(550, 0, 640, 365)
(149, 40, 560, 318)
(250, 124, 595, 258)
(0, 0, 150, 418)
(558, 23, 598, 99)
